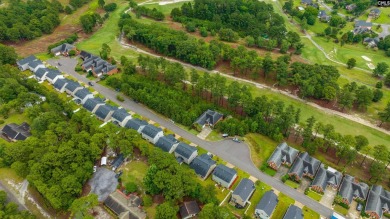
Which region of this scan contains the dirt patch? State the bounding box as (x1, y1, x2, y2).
(153, 194, 164, 204)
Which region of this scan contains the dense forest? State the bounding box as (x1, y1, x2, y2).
(0, 0, 61, 42)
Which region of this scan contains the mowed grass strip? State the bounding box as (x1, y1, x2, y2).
(303, 206, 320, 219)
(270, 193, 295, 219)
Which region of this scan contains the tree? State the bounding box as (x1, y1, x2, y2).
(125, 182, 138, 193)
(155, 202, 178, 219)
(360, 145, 373, 166)
(0, 44, 17, 65)
(378, 102, 390, 126)
(323, 86, 337, 102)
(262, 53, 274, 78)
(355, 86, 373, 111)
(100, 43, 111, 60)
(65, 5, 73, 14)
(354, 135, 368, 152)
(372, 89, 383, 102)
(346, 58, 356, 69)
(218, 28, 239, 42)
(98, 0, 105, 8)
(373, 144, 389, 163)
(338, 87, 354, 111)
(373, 62, 389, 77)
(385, 73, 390, 87)
(70, 194, 98, 217)
(199, 204, 235, 219)
(370, 161, 386, 182)
(104, 3, 117, 12)
(80, 14, 96, 33)
(302, 116, 316, 147)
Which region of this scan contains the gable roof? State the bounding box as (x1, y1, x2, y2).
(195, 109, 223, 126)
(189, 154, 216, 178)
(74, 88, 92, 99)
(35, 68, 48, 78)
(311, 165, 342, 191)
(29, 60, 43, 69)
(125, 118, 148, 131)
(155, 134, 178, 152)
(65, 80, 82, 92)
(104, 195, 127, 215)
(339, 175, 369, 204)
(319, 10, 327, 17)
(17, 55, 37, 66)
(112, 154, 124, 169)
(95, 104, 117, 120)
(268, 142, 299, 168)
(80, 50, 92, 60)
(370, 8, 381, 14)
(51, 43, 75, 54)
(283, 205, 303, 219)
(365, 185, 390, 218)
(112, 108, 131, 122)
(255, 190, 278, 216)
(233, 178, 255, 201)
(83, 97, 105, 112)
(141, 124, 163, 138)
(213, 164, 237, 183)
(355, 20, 372, 28)
(1, 122, 31, 140)
(45, 69, 61, 80)
(289, 152, 321, 178)
(180, 201, 200, 219)
(53, 78, 69, 90)
(174, 142, 197, 159)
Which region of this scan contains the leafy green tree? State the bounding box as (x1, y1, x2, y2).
(373, 144, 389, 163)
(360, 145, 373, 166)
(65, 5, 73, 14)
(354, 86, 373, 111)
(218, 28, 239, 42)
(302, 116, 316, 147)
(354, 135, 368, 152)
(142, 195, 153, 207)
(372, 89, 383, 102)
(70, 194, 98, 217)
(370, 161, 386, 182)
(80, 14, 95, 33)
(346, 58, 356, 69)
(323, 86, 337, 102)
(100, 43, 111, 60)
(262, 53, 274, 78)
(125, 182, 138, 193)
(373, 62, 389, 77)
(378, 102, 390, 126)
(0, 44, 17, 65)
(98, 0, 105, 8)
(199, 204, 235, 219)
(155, 202, 178, 219)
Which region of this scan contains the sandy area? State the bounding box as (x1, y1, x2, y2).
(159, 0, 191, 5)
(367, 63, 375, 69)
(361, 56, 372, 62)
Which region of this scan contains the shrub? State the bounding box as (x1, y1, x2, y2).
(185, 22, 196, 32)
(142, 195, 153, 207)
(376, 81, 383, 89)
(0, 120, 4, 124)
(68, 50, 76, 57)
(75, 66, 83, 72)
(125, 182, 138, 193)
(199, 27, 208, 37)
(116, 94, 124, 102)
(104, 3, 117, 12)
(281, 174, 289, 183)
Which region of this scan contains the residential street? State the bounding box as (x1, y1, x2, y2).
(49, 58, 335, 218)
(0, 181, 27, 211)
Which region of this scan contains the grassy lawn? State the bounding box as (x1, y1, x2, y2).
(0, 111, 30, 126)
(245, 133, 278, 167)
(270, 193, 295, 219)
(306, 190, 323, 202)
(303, 206, 320, 219)
(334, 204, 349, 216)
(198, 176, 230, 202)
(121, 161, 149, 189)
(358, 7, 390, 24)
(263, 167, 277, 177)
(205, 130, 223, 141)
(246, 181, 272, 216)
(285, 180, 299, 190)
(0, 168, 23, 183)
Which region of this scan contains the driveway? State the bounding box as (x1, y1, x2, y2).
(298, 178, 311, 193)
(274, 166, 289, 179)
(54, 57, 334, 218)
(89, 168, 118, 202)
(320, 187, 337, 208)
(348, 201, 361, 219)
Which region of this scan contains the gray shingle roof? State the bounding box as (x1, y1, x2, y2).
(155, 135, 178, 152)
(125, 118, 148, 131)
(80, 50, 92, 60)
(95, 104, 117, 120)
(268, 142, 299, 168)
(65, 80, 82, 92)
(141, 124, 163, 138)
(180, 201, 200, 219)
(365, 185, 390, 218)
(311, 165, 342, 191)
(175, 142, 197, 159)
(74, 88, 92, 99)
(29, 60, 43, 68)
(255, 190, 278, 216)
(232, 178, 255, 202)
(35, 68, 48, 78)
(189, 154, 216, 178)
(288, 152, 321, 178)
(195, 109, 223, 126)
(51, 43, 75, 54)
(104, 195, 126, 215)
(83, 97, 104, 112)
(283, 205, 303, 219)
(53, 78, 69, 90)
(339, 175, 369, 204)
(17, 55, 37, 66)
(112, 108, 130, 122)
(355, 20, 372, 28)
(46, 69, 61, 80)
(1, 122, 31, 140)
(213, 164, 237, 184)
(112, 154, 124, 169)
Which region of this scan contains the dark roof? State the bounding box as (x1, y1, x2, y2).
(95, 104, 117, 120)
(112, 154, 124, 169)
(34, 68, 48, 78)
(301, 0, 312, 4)
(46, 69, 61, 80)
(125, 118, 148, 131)
(141, 124, 162, 139)
(311, 165, 342, 191)
(65, 80, 82, 92)
(1, 122, 31, 140)
(155, 134, 178, 152)
(268, 142, 299, 168)
(283, 205, 303, 219)
(17, 55, 37, 66)
(339, 175, 369, 204)
(189, 154, 216, 178)
(83, 97, 104, 112)
(370, 8, 381, 14)
(174, 142, 197, 159)
(213, 164, 237, 183)
(51, 43, 75, 54)
(112, 108, 131, 122)
(255, 191, 278, 216)
(53, 78, 69, 90)
(288, 152, 321, 178)
(180, 201, 200, 219)
(74, 88, 92, 99)
(319, 10, 327, 17)
(29, 60, 43, 69)
(355, 20, 372, 28)
(365, 185, 390, 218)
(195, 109, 223, 126)
(104, 195, 126, 215)
(80, 50, 92, 60)
(232, 178, 255, 202)
(129, 195, 142, 207)
(363, 37, 380, 44)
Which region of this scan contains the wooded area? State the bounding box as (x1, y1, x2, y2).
(0, 191, 35, 218)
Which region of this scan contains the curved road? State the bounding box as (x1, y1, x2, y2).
(50, 58, 334, 218)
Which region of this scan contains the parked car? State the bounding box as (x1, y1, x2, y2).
(88, 82, 93, 86)
(222, 133, 228, 138)
(58, 62, 62, 66)
(356, 203, 363, 211)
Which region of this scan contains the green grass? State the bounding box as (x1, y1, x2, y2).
(303, 206, 320, 219)
(358, 7, 390, 24)
(0, 168, 23, 183)
(264, 168, 277, 177)
(205, 130, 223, 141)
(271, 193, 295, 219)
(35, 52, 55, 61)
(285, 180, 299, 190)
(121, 161, 149, 188)
(246, 181, 272, 216)
(198, 176, 230, 202)
(306, 190, 323, 202)
(334, 204, 349, 215)
(245, 133, 278, 167)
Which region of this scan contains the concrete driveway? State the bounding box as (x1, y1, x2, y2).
(320, 187, 337, 208)
(88, 168, 118, 202)
(54, 57, 334, 218)
(348, 201, 361, 219)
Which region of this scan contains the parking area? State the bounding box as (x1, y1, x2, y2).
(298, 178, 311, 193)
(348, 201, 362, 219)
(274, 166, 289, 179)
(320, 187, 337, 208)
(88, 167, 118, 201)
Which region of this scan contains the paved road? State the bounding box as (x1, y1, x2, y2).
(49, 57, 334, 218)
(0, 181, 27, 211)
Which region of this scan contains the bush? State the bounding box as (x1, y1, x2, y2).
(376, 81, 383, 89)
(116, 94, 124, 102)
(199, 27, 208, 37)
(68, 50, 76, 57)
(104, 3, 117, 12)
(0, 120, 4, 125)
(142, 195, 153, 207)
(281, 174, 289, 183)
(125, 182, 138, 193)
(185, 22, 196, 32)
(75, 66, 83, 72)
